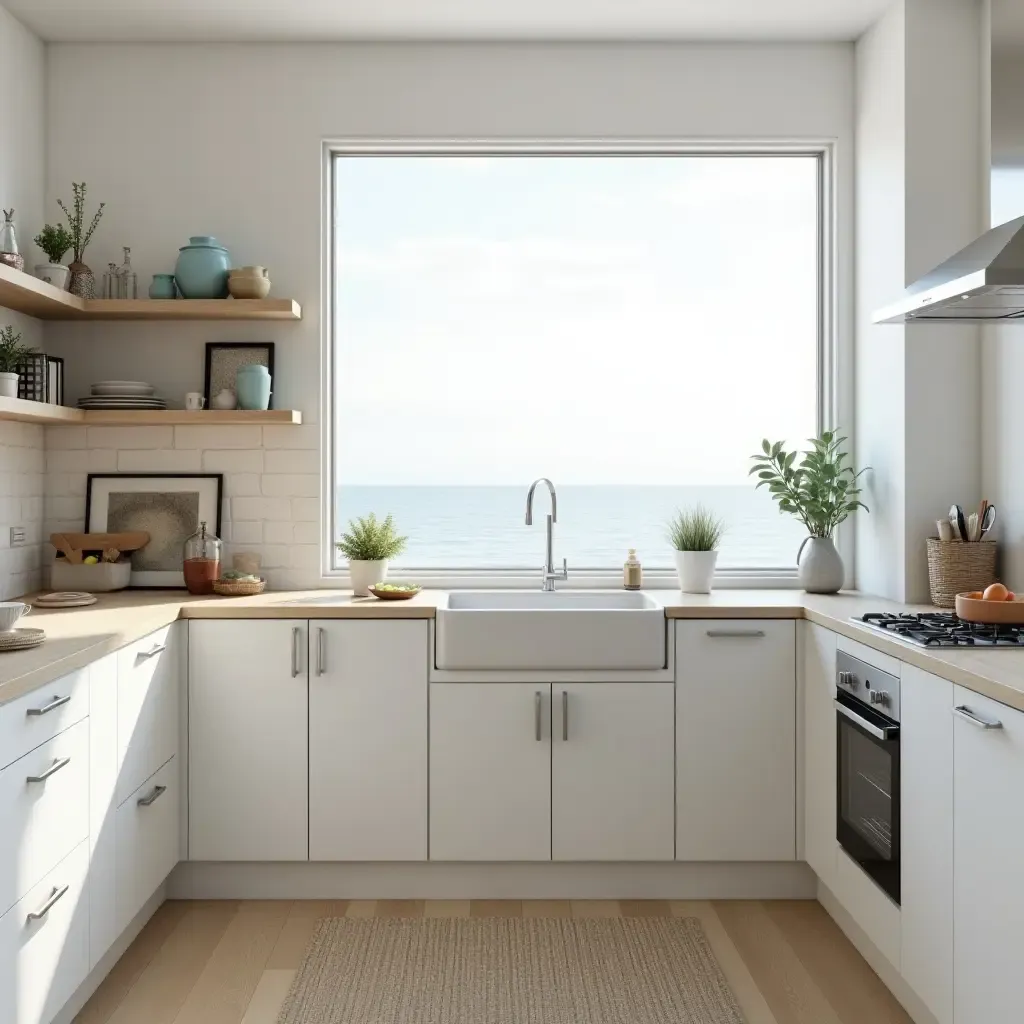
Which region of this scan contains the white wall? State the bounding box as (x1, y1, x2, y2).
(0, 5, 46, 599)
(43, 42, 855, 587)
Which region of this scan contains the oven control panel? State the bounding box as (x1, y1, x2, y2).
(836, 651, 901, 722)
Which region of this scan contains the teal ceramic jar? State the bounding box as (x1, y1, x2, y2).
(149, 273, 177, 299)
(174, 235, 230, 298)
(236, 364, 271, 410)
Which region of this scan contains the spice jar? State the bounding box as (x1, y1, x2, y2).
(623, 548, 643, 590)
(183, 520, 222, 594)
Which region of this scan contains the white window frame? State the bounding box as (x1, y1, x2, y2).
(321, 139, 845, 589)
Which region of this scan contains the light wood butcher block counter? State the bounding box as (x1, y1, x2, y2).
(4, 588, 1024, 715)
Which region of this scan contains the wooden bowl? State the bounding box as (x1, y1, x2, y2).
(368, 584, 421, 601)
(955, 591, 1024, 624)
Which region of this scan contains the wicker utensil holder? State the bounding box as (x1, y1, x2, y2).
(926, 538, 997, 607)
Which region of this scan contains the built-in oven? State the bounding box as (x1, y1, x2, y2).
(835, 651, 901, 905)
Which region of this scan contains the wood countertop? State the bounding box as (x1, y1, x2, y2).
(4, 588, 1024, 715)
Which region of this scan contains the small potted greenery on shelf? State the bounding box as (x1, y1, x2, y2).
(0, 325, 36, 399)
(32, 223, 74, 290)
(667, 504, 725, 593)
(336, 513, 408, 596)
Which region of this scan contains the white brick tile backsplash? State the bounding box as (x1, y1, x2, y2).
(259, 545, 289, 569)
(293, 521, 319, 544)
(230, 520, 263, 544)
(46, 449, 83, 473)
(261, 474, 319, 498)
(262, 424, 319, 450)
(117, 449, 203, 473)
(231, 496, 292, 521)
(263, 521, 294, 545)
(47, 495, 86, 521)
(87, 426, 174, 449)
(203, 449, 265, 473)
(0, 428, 44, 600)
(174, 425, 262, 450)
(289, 545, 320, 570)
(263, 448, 319, 474)
(47, 426, 88, 450)
(86, 450, 118, 473)
(224, 473, 262, 497)
(292, 497, 319, 522)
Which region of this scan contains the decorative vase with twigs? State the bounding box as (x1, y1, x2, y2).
(57, 182, 105, 299)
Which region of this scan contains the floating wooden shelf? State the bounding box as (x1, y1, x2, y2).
(0, 396, 302, 426)
(0, 264, 301, 321)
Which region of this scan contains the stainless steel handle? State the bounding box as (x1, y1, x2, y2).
(705, 630, 766, 638)
(137, 784, 167, 807)
(562, 690, 569, 741)
(291, 627, 301, 677)
(27, 884, 69, 922)
(26, 757, 71, 783)
(26, 694, 70, 717)
(535, 691, 543, 741)
(316, 627, 326, 676)
(137, 644, 167, 660)
(835, 700, 898, 740)
(953, 705, 1004, 730)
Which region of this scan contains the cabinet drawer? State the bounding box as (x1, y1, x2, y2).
(0, 720, 89, 916)
(117, 625, 179, 804)
(0, 840, 90, 1024)
(0, 668, 89, 771)
(116, 756, 179, 935)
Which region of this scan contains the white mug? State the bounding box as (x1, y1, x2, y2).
(0, 601, 30, 633)
(185, 392, 206, 411)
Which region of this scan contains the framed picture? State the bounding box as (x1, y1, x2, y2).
(204, 342, 275, 408)
(85, 473, 224, 588)
(46, 356, 64, 406)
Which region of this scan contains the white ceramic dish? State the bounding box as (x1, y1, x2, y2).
(91, 380, 153, 388)
(0, 601, 30, 632)
(91, 387, 156, 397)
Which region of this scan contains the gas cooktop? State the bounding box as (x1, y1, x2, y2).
(853, 611, 1024, 648)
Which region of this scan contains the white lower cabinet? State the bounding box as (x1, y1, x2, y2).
(189, 620, 309, 861)
(677, 620, 796, 860)
(953, 686, 1024, 1023)
(116, 757, 180, 936)
(309, 621, 428, 861)
(900, 665, 953, 1024)
(801, 621, 837, 885)
(552, 683, 674, 861)
(0, 840, 90, 1024)
(430, 684, 551, 861)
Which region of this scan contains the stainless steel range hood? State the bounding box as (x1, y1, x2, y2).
(873, 216, 1024, 324)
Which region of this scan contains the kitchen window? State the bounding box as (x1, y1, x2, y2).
(327, 146, 829, 581)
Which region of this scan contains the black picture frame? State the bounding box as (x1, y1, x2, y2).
(203, 342, 275, 409)
(85, 472, 224, 588)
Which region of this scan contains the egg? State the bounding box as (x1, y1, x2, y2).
(983, 582, 1009, 601)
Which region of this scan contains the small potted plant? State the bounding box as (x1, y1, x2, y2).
(0, 325, 36, 398)
(336, 513, 408, 596)
(750, 431, 869, 594)
(33, 223, 74, 290)
(667, 505, 725, 593)
(57, 182, 105, 298)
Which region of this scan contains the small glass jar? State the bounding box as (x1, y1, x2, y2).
(102, 263, 119, 299)
(183, 520, 222, 594)
(117, 246, 137, 299)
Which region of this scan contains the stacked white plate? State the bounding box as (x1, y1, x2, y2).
(79, 380, 166, 410)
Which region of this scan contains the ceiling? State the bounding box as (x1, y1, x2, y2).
(3, 0, 894, 44)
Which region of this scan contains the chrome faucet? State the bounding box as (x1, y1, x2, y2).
(525, 477, 568, 592)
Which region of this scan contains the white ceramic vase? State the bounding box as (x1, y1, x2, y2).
(0, 372, 19, 399)
(35, 264, 70, 290)
(349, 558, 388, 597)
(797, 536, 845, 593)
(673, 549, 718, 594)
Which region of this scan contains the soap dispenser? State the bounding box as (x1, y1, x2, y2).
(623, 549, 642, 591)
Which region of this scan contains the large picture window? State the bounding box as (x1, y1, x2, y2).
(330, 149, 824, 578)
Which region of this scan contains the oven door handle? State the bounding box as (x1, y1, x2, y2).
(835, 700, 899, 740)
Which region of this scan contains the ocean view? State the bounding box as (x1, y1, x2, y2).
(335, 485, 806, 570)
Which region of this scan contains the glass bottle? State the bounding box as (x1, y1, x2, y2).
(183, 520, 223, 594)
(117, 246, 137, 299)
(102, 263, 119, 299)
(0, 208, 24, 271)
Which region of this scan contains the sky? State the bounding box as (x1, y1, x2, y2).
(334, 154, 819, 487)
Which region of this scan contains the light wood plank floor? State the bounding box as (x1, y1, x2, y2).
(75, 899, 913, 1024)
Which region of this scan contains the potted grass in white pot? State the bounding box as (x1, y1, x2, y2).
(668, 505, 725, 593)
(336, 513, 408, 597)
(0, 325, 35, 399)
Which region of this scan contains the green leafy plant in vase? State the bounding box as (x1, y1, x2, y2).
(32, 223, 74, 290)
(667, 505, 725, 593)
(750, 431, 869, 593)
(57, 182, 105, 299)
(336, 513, 409, 596)
(0, 325, 37, 399)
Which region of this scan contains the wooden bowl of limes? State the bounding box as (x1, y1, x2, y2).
(368, 582, 422, 601)
(955, 584, 1024, 624)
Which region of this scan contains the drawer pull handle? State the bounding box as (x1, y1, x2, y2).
(316, 627, 326, 676)
(953, 705, 1004, 730)
(534, 691, 543, 741)
(137, 644, 167, 661)
(26, 757, 72, 783)
(137, 784, 167, 807)
(562, 690, 569, 741)
(291, 627, 302, 678)
(705, 630, 766, 638)
(27, 884, 69, 922)
(26, 694, 71, 717)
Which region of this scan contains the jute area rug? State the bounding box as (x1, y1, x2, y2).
(277, 916, 746, 1023)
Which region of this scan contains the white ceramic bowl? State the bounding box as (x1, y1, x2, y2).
(0, 601, 30, 633)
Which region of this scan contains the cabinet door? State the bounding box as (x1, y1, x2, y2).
(953, 686, 1024, 1023)
(430, 684, 550, 861)
(901, 665, 953, 1024)
(309, 621, 428, 861)
(801, 621, 837, 884)
(677, 620, 796, 860)
(552, 683, 674, 861)
(188, 620, 308, 861)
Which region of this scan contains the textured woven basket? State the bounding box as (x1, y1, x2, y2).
(926, 539, 997, 607)
(212, 577, 266, 597)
